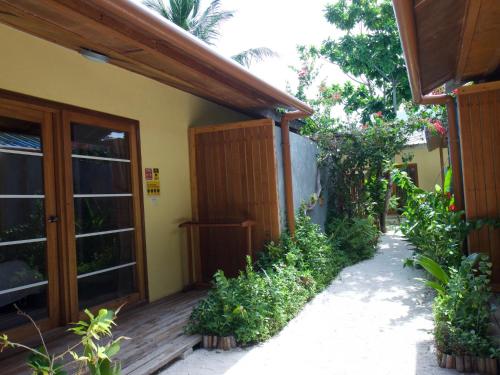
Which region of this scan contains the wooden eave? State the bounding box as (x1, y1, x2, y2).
(0, 0, 313, 118)
(393, 0, 500, 100)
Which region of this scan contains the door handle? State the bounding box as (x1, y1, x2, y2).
(48, 215, 59, 223)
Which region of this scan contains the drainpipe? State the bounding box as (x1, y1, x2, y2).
(280, 111, 308, 236)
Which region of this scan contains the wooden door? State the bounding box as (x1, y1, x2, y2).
(61, 111, 146, 320)
(189, 119, 280, 281)
(0, 99, 60, 339)
(0, 94, 146, 340)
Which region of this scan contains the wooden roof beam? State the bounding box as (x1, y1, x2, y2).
(455, 0, 482, 81)
(392, 0, 452, 105)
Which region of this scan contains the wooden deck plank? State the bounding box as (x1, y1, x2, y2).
(0, 290, 206, 375)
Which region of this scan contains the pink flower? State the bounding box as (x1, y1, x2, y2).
(432, 120, 446, 136)
(374, 111, 383, 118)
(331, 92, 341, 101)
(298, 66, 309, 79)
(452, 88, 459, 95)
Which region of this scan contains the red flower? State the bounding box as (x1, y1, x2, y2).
(432, 120, 446, 136)
(452, 88, 459, 95)
(374, 111, 383, 118)
(449, 204, 457, 212)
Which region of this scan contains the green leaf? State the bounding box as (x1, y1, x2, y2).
(443, 168, 452, 193)
(415, 255, 449, 284)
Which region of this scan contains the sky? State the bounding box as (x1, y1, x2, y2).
(212, 0, 348, 94)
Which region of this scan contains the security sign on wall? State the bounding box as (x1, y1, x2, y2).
(145, 167, 160, 196)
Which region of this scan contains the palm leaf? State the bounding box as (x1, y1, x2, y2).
(192, 0, 234, 44)
(232, 47, 279, 68)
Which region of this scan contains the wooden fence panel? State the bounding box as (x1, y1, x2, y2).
(458, 88, 500, 290)
(189, 119, 280, 281)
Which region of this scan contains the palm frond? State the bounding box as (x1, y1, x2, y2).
(232, 47, 279, 68)
(143, 0, 170, 19)
(192, 0, 234, 45)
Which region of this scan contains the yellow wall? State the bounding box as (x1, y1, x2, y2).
(395, 144, 448, 191)
(0, 24, 248, 301)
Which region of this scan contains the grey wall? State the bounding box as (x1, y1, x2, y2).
(275, 126, 328, 232)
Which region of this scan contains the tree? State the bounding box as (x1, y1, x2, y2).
(143, 0, 277, 68)
(320, 0, 411, 119)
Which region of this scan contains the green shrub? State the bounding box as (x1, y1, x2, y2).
(186, 259, 314, 344)
(327, 216, 379, 264)
(186, 212, 377, 345)
(431, 255, 495, 357)
(393, 170, 469, 270)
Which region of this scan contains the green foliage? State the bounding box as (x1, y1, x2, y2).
(316, 114, 421, 230)
(0, 308, 126, 375)
(393, 169, 468, 269)
(320, 0, 411, 118)
(327, 216, 379, 263)
(186, 213, 379, 345)
(431, 255, 495, 357)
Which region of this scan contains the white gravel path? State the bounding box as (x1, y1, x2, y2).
(160, 231, 456, 375)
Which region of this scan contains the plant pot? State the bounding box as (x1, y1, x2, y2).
(476, 357, 486, 373)
(446, 354, 456, 369)
(486, 358, 497, 375)
(463, 355, 473, 373)
(455, 355, 464, 372)
(202, 335, 237, 350)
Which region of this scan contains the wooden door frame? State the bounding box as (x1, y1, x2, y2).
(0, 98, 60, 341)
(0, 90, 148, 337)
(61, 110, 146, 322)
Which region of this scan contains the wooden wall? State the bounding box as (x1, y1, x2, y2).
(457, 84, 500, 290)
(189, 119, 280, 281)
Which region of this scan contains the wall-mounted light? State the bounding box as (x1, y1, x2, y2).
(79, 48, 110, 63)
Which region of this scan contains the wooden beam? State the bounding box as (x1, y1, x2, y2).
(392, 0, 423, 102)
(457, 80, 500, 95)
(455, 0, 482, 81)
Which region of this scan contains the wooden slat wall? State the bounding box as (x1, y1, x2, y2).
(190, 119, 280, 281)
(457, 88, 500, 290)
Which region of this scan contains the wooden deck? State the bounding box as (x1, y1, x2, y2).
(1, 290, 206, 375)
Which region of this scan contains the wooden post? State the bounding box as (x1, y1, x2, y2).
(186, 225, 193, 285)
(280, 111, 308, 237)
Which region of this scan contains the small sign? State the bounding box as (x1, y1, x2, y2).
(145, 167, 160, 196)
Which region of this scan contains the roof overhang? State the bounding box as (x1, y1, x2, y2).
(0, 0, 312, 118)
(392, 0, 500, 103)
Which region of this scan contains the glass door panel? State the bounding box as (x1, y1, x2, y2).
(69, 121, 138, 309)
(0, 112, 55, 331)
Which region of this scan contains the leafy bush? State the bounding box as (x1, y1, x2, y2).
(419, 254, 496, 357)
(393, 169, 469, 270)
(186, 213, 379, 345)
(327, 216, 379, 264)
(186, 259, 315, 345)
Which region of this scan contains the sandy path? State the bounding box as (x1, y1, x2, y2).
(161, 231, 456, 375)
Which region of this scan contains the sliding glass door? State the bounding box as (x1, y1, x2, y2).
(0, 101, 59, 335)
(63, 112, 145, 317)
(0, 96, 145, 338)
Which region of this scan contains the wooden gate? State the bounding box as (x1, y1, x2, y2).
(188, 119, 280, 282)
